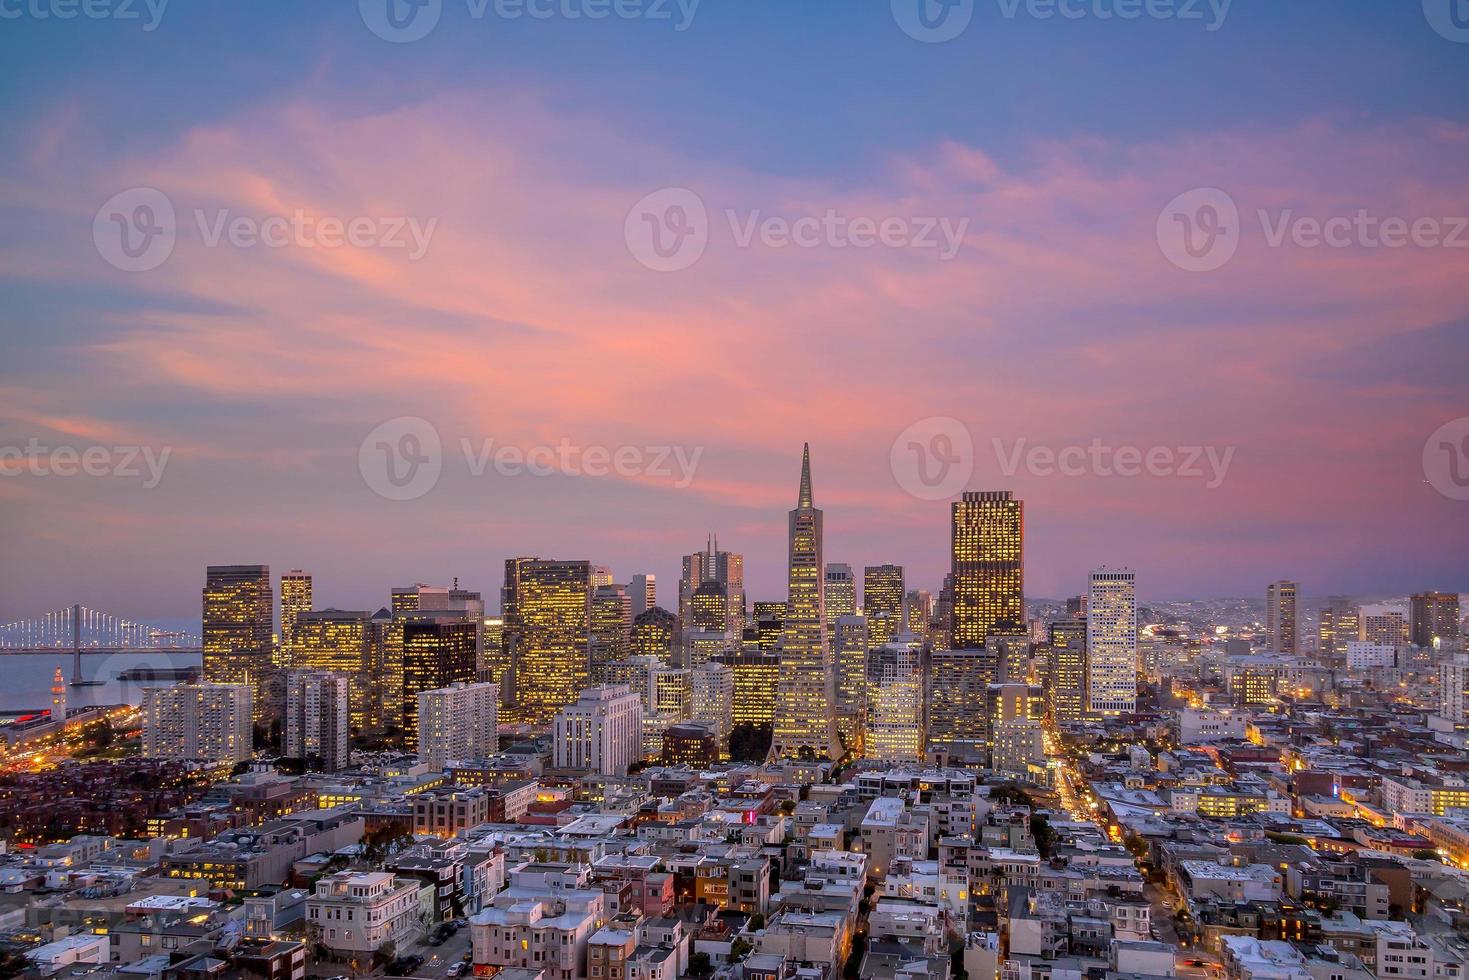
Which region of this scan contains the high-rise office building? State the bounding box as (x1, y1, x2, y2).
(510, 560, 592, 726)
(202, 565, 274, 717)
(589, 584, 633, 681)
(631, 606, 679, 663)
(590, 565, 615, 588)
(552, 685, 644, 775)
(1319, 597, 1360, 661)
(417, 681, 499, 771)
(689, 662, 734, 757)
(142, 683, 253, 764)
(278, 570, 312, 668)
(752, 602, 785, 652)
(629, 574, 657, 615)
(1438, 655, 1469, 732)
(825, 564, 857, 630)
(712, 650, 780, 727)
(679, 537, 745, 642)
(987, 631, 1031, 684)
(1413, 592, 1462, 649)
(772, 445, 839, 760)
(401, 617, 478, 749)
(1361, 606, 1408, 646)
(905, 590, 934, 636)
(951, 492, 1024, 649)
(863, 564, 906, 648)
(1045, 619, 1087, 724)
(927, 646, 999, 762)
(687, 579, 733, 666)
(864, 637, 924, 763)
(293, 610, 380, 732)
(832, 614, 870, 752)
(1266, 581, 1299, 654)
(284, 671, 351, 772)
(1086, 569, 1137, 717)
(988, 682, 1045, 780)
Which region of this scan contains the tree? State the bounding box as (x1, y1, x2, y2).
(1032, 814, 1056, 858)
(747, 912, 765, 931)
(1413, 849, 1441, 862)
(0, 950, 31, 979)
(729, 723, 773, 762)
(729, 938, 753, 962)
(688, 952, 714, 978)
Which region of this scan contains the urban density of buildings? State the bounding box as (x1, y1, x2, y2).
(1, 445, 1465, 980)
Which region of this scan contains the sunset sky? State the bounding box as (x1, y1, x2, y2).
(1, 0, 1467, 621)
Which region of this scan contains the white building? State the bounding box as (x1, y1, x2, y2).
(306, 871, 423, 957)
(142, 682, 253, 764)
(1346, 641, 1398, 671)
(689, 662, 734, 757)
(1181, 706, 1248, 742)
(470, 878, 607, 980)
(859, 796, 929, 880)
(553, 685, 644, 775)
(417, 681, 499, 771)
(866, 639, 924, 763)
(285, 671, 351, 772)
(1087, 568, 1137, 716)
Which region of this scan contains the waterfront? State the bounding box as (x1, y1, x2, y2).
(0, 651, 204, 713)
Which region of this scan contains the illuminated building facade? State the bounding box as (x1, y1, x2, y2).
(825, 563, 856, 630)
(752, 602, 785, 651)
(284, 671, 351, 772)
(679, 536, 745, 645)
(772, 445, 840, 760)
(951, 492, 1024, 650)
(417, 681, 499, 771)
(863, 564, 906, 648)
(711, 650, 780, 726)
(1266, 580, 1299, 654)
(1086, 568, 1137, 716)
(905, 590, 933, 636)
(631, 606, 679, 662)
(926, 646, 998, 762)
(689, 662, 734, 756)
(1361, 606, 1408, 646)
(865, 637, 924, 763)
(629, 573, 657, 615)
(589, 583, 632, 681)
(202, 564, 274, 717)
(294, 609, 380, 731)
(1319, 596, 1360, 661)
(553, 684, 644, 775)
(833, 613, 869, 751)
(143, 682, 253, 764)
(401, 617, 478, 749)
(278, 569, 312, 668)
(1045, 619, 1087, 724)
(1412, 591, 1462, 649)
(511, 559, 592, 726)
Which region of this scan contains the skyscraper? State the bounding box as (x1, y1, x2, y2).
(687, 579, 733, 665)
(1361, 606, 1408, 646)
(629, 574, 657, 615)
(712, 650, 780, 728)
(927, 646, 998, 762)
(1319, 596, 1360, 661)
(294, 609, 381, 732)
(553, 685, 644, 776)
(278, 570, 312, 668)
(689, 662, 734, 757)
(589, 583, 633, 681)
(1266, 581, 1299, 654)
(202, 565, 274, 719)
(512, 560, 592, 725)
(905, 589, 933, 636)
(1412, 592, 1462, 649)
(142, 683, 253, 764)
(772, 445, 839, 760)
(631, 606, 680, 661)
(1045, 619, 1087, 724)
(825, 564, 856, 630)
(832, 614, 870, 753)
(401, 617, 478, 749)
(864, 637, 924, 763)
(951, 492, 1024, 649)
(1086, 569, 1137, 717)
(284, 671, 351, 772)
(863, 564, 906, 648)
(679, 537, 745, 643)
(417, 681, 499, 771)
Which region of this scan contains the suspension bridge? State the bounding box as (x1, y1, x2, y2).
(0, 605, 203, 685)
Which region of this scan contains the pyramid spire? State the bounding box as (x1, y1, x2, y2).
(797, 443, 813, 509)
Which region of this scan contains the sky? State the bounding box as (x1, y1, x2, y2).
(1, 0, 1467, 623)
